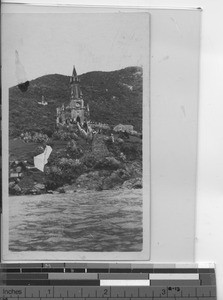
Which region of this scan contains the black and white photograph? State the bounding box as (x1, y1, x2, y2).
(2, 7, 150, 261)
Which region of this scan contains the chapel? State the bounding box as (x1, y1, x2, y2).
(56, 66, 89, 126)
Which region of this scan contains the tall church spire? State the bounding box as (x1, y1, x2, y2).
(70, 65, 79, 84)
(56, 64, 89, 127)
(72, 65, 77, 78)
(70, 66, 81, 99)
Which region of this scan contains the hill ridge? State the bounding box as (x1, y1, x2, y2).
(9, 66, 142, 137)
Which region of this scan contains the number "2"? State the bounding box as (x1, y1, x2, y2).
(104, 288, 108, 296)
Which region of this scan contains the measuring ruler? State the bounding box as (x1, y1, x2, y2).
(0, 263, 217, 299)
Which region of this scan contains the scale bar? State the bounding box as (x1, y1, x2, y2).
(100, 280, 150, 286)
(150, 273, 199, 280)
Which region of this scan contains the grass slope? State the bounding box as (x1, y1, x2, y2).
(9, 66, 142, 137)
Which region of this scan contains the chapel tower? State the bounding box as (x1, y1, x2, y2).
(69, 66, 85, 124)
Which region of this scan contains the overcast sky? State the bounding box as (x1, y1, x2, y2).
(2, 12, 150, 87)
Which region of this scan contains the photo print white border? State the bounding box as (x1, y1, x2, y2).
(1, 4, 151, 262)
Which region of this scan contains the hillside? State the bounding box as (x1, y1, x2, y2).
(9, 66, 142, 137)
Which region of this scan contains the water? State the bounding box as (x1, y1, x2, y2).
(9, 189, 142, 252)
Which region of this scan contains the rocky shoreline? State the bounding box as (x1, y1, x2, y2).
(9, 165, 142, 196)
(9, 129, 142, 196)
(9, 179, 142, 196)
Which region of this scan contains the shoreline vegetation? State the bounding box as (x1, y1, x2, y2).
(9, 66, 142, 196)
(9, 129, 142, 196)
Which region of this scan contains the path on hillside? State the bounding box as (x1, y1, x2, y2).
(91, 134, 110, 159)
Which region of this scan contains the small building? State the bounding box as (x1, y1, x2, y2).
(113, 124, 134, 133)
(9, 161, 27, 182)
(38, 95, 48, 106)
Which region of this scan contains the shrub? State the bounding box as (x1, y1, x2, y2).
(20, 131, 49, 143)
(57, 157, 82, 170)
(34, 145, 45, 156)
(120, 142, 142, 161)
(45, 158, 85, 189)
(66, 139, 83, 158)
(41, 128, 54, 138)
(47, 149, 67, 165)
(81, 152, 98, 169)
(32, 132, 49, 143)
(105, 140, 121, 158)
(52, 130, 78, 141)
(95, 157, 122, 170)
